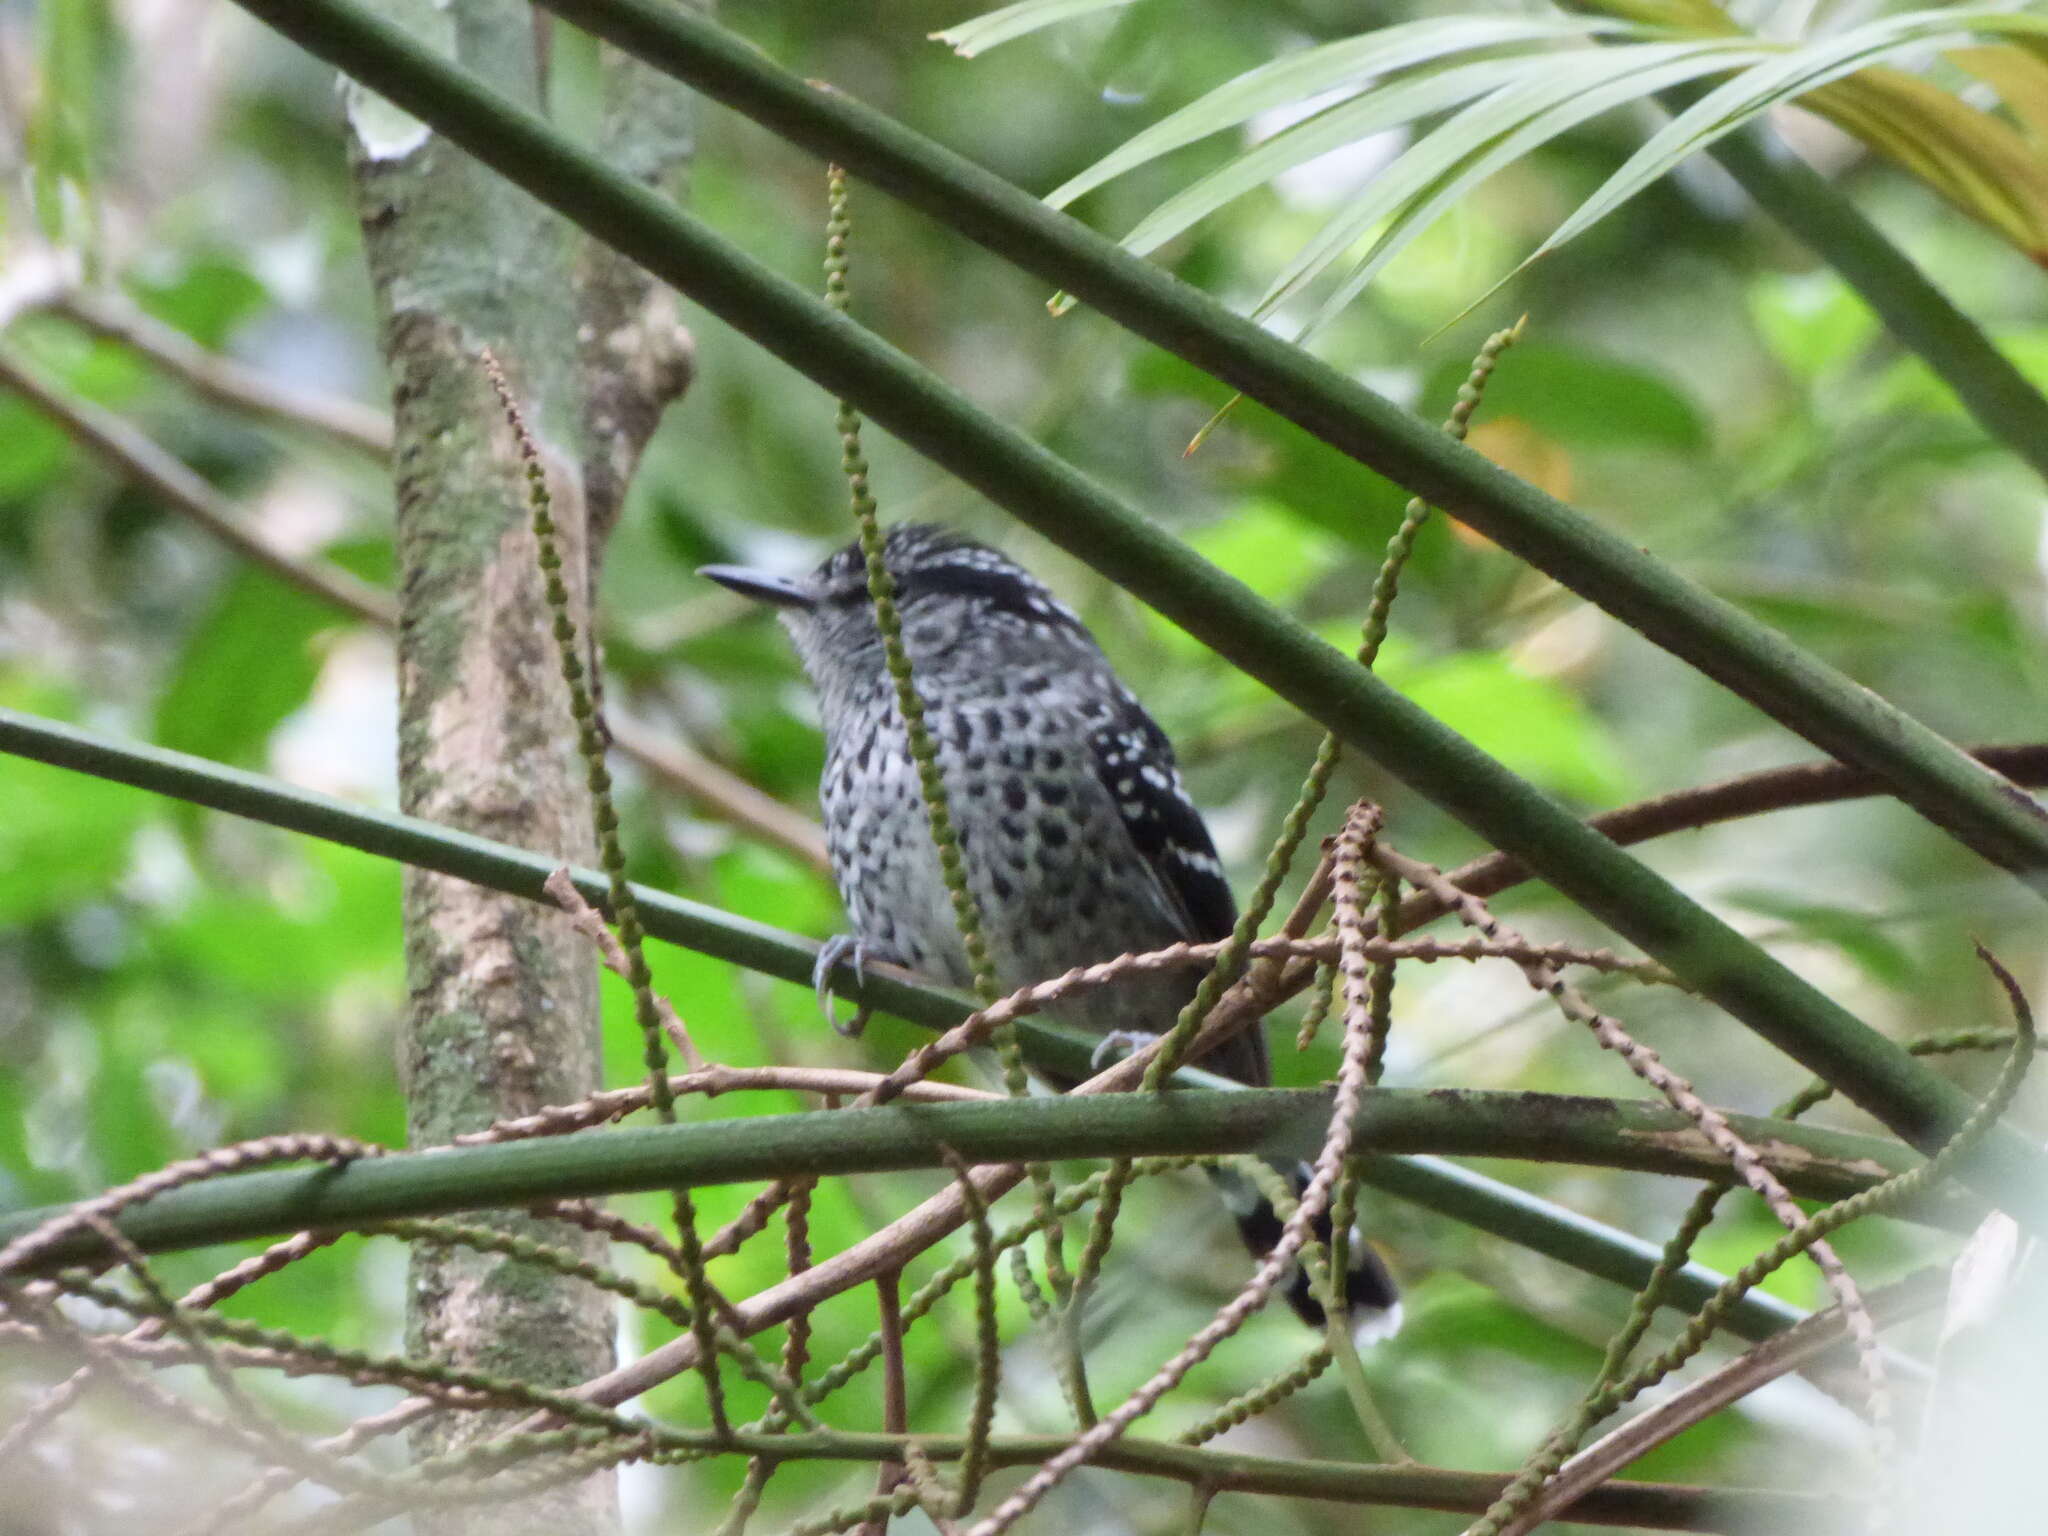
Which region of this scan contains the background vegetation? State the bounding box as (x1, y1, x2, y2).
(4, 1, 2047, 1532)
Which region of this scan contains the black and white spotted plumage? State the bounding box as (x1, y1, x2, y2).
(701, 523, 1399, 1340)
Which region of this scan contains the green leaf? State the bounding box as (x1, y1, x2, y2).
(1865, 327, 2048, 423)
(1385, 649, 1634, 806)
(1519, 9, 2048, 277)
(28, 0, 111, 245)
(1691, 1202, 1824, 1310)
(1122, 351, 1417, 554)
(159, 839, 400, 1005)
(1186, 497, 1338, 608)
(1268, 39, 1772, 333)
(1804, 64, 2048, 261)
(1577, 0, 1740, 27)
(153, 567, 335, 770)
(1046, 15, 1640, 210)
(130, 257, 271, 351)
(1398, 1270, 1604, 1375)
(0, 392, 74, 503)
(0, 751, 145, 924)
(1749, 272, 1878, 381)
(1952, 42, 2048, 140)
(931, 0, 1137, 58)
(1724, 889, 1917, 988)
(1120, 55, 1536, 258)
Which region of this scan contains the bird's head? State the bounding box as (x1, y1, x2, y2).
(700, 523, 1084, 701)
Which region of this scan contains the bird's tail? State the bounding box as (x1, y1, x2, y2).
(1207, 1161, 1402, 1345)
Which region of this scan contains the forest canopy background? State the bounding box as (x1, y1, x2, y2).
(5, 1, 2048, 1532)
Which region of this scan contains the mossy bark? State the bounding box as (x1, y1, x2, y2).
(344, 4, 692, 1529)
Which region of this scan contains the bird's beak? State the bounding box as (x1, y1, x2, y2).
(698, 564, 816, 610)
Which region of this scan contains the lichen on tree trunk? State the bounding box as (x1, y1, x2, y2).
(342, 3, 694, 1529)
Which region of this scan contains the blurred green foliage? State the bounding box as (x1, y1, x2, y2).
(3, 1, 2047, 1531)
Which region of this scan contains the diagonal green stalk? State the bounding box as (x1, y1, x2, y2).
(1146, 319, 1524, 1089)
(1069, 319, 1519, 1325)
(209, 0, 2048, 1214)
(517, 0, 2048, 898)
(1673, 77, 2048, 488)
(0, 706, 970, 1032)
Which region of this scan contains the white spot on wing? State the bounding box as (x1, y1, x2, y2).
(1350, 1299, 1404, 1348)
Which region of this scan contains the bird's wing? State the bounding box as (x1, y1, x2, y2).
(1081, 683, 1238, 946)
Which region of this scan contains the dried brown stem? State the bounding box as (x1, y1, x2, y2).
(543, 867, 708, 1068)
(54, 287, 396, 457)
(859, 1268, 910, 1536)
(0, 343, 397, 625)
(1496, 1268, 1949, 1535)
(1365, 847, 1889, 1529)
(962, 805, 1392, 1536)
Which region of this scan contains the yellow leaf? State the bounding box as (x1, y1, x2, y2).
(1571, 0, 1740, 32)
(1805, 65, 2048, 266)
(1951, 44, 2048, 143)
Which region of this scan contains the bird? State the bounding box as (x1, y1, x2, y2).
(701, 521, 1400, 1342)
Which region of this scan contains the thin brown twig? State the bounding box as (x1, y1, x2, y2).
(0, 329, 827, 870)
(1366, 847, 1890, 1529)
(543, 867, 708, 1068)
(53, 287, 397, 457)
(962, 804, 1394, 1536)
(1497, 1267, 1950, 1535)
(859, 1268, 910, 1536)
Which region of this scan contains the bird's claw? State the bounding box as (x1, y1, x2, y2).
(1090, 1029, 1162, 1069)
(814, 934, 874, 1038)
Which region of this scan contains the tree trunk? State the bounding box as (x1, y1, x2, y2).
(343, 5, 692, 1528)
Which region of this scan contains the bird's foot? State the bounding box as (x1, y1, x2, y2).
(814, 934, 875, 1038)
(1090, 1029, 1163, 1069)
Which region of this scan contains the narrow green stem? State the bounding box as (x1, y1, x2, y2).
(0, 1089, 1923, 1271)
(523, 0, 2048, 906)
(0, 703, 1939, 1343)
(1702, 113, 2048, 488)
(208, 0, 2048, 1210)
